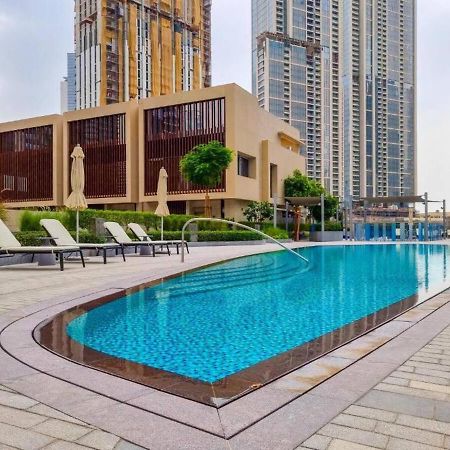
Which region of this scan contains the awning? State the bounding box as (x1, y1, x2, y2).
(285, 197, 322, 206)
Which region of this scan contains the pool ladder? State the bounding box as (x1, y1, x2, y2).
(180, 218, 310, 266)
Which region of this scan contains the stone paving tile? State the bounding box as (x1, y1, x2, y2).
(0, 389, 39, 410)
(344, 405, 397, 423)
(328, 440, 379, 450)
(332, 414, 377, 431)
(2, 246, 450, 450)
(28, 403, 88, 425)
(375, 421, 445, 447)
(0, 386, 135, 449)
(317, 423, 388, 448)
(0, 404, 48, 428)
(374, 381, 449, 401)
(76, 429, 121, 449)
(386, 438, 444, 450)
(31, 418, 93, 441)
(300, 434, 332, 450)
(0, 421, 55, 449)
(299, 325, 450, 450)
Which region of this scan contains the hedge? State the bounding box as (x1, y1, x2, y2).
(19, 209, 234, 233)
(197, 231, 262, 241)
(13, 230, 266, 245)
(14, 230, 106, 247)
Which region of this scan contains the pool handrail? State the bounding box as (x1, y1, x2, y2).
(180, 218, 309, 265)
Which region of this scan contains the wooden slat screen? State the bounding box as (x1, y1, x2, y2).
(144, 97, 226, 196)
(68, 114, 127, 198)
(0, 125, 53, 202)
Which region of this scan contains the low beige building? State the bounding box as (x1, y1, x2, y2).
(0, 84, 305, 220)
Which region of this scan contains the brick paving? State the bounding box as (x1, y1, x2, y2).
(0, 384, 144, 449)
(2, 244, 450, 448)
(298, 325, 450, 450)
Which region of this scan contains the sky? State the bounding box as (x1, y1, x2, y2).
(0, 0, 448, 207)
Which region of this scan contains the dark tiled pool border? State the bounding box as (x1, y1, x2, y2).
(35, 271, 421, 408)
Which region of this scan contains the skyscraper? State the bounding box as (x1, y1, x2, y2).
(74, 0, 211, 109)
(252, 0, 416, 200)
(342, 0, 416, 201)
(252, 0, 341, 197)
(60, 53, 76, 113)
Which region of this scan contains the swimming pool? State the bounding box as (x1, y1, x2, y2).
(60, 244, 447, 381)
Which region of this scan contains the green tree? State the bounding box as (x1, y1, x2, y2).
(180, 141, 234, 217)
(284, 170, 338, 221)
(243, 201, 273, 223)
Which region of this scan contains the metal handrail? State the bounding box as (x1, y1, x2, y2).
(180, 218, 309, 265)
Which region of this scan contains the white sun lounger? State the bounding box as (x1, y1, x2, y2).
(104, 221, 170, 256)
(0, 219, 83, 271)
(40, 219, 126, 264)
(128, 223, 189, 255)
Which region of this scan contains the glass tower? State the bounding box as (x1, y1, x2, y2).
(252, 0, 341, 196)
(252, 0, 416, 200)
(342, 0, 416, 201)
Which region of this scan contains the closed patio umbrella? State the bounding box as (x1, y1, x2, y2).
(155, 167, 170, 240)
(65, 145, 88, 243)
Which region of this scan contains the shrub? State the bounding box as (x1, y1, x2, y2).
(20, 210, 71, 232)
(14, 230, 106, 246)
(243, 201, 273, 223)
(197, 231, 262, 241)
(262, 226, 289, 240)
(147, 231, 189, 241)
(13, 231, 47, 246)
(311, 221, 343, 232)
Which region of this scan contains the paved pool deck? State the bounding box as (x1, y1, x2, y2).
(0, 241, 450, 449)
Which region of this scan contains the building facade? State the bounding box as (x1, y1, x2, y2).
(252, 0, 341, 197)
(74, 0, 211, 110)
(252, 0, 416, 202)
(0, 84, 305, 220)
(60, 53, 77, 113)
(341, 0, 416, 202)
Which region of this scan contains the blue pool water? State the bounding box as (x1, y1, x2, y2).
(67, 244, 449, 383)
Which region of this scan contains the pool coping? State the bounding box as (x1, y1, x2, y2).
(1, 242, 450, 445)
(35, 278, 424, 408)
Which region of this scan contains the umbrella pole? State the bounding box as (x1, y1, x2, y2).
(76, 210, 79, 243)
(161, 217, 164, 241)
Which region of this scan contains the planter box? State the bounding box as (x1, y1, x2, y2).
(309, 231, 343, 242)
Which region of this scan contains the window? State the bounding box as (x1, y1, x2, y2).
(238, 155, 250, 177)
(270, 164, 278, 198)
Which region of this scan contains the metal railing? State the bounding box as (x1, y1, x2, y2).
(181, 218, 309, 265)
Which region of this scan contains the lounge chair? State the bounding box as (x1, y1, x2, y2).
(128, 223, 189, 255)
(0, 219, 84, 271)
(104, 222, 170, 256)
(40, 219, 126, 264)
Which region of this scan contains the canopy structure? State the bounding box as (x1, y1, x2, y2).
(285, 195, 326, 235)
(359, 195, 441, 205)
(353, 193, 446, 242)
(285, 197, 322, 207)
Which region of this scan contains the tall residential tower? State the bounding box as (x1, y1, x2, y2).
(252, 0, 416, 200)
(341, 0, 416, 201)
(75, 0, 211, 109)
(252, 0, 341, 196)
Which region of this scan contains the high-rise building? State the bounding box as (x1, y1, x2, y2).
(74, 0, 211, 109)
(60, 53, 76, 113)
(252, 0, 341, 197)
(252, 0, 416, 201)
(342, 0, 416, 201)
